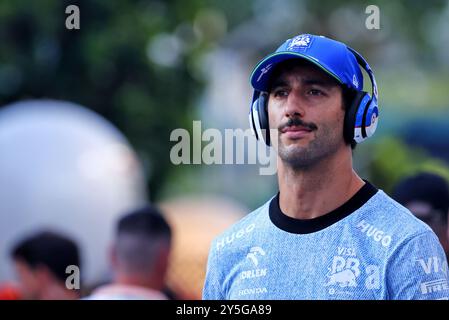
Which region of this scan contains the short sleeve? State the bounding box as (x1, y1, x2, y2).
(387, 231, 449, 300)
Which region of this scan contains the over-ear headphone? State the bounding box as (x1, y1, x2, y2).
(249, 91, 270, 145)
(249, 47, 379, 146)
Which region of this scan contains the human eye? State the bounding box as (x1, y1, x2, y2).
(272, 88, 289, 98)
(307, 88, 325, 96)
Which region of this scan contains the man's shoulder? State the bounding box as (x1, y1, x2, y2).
(360, 189, 434, 244)
(208, 197, 273, 255)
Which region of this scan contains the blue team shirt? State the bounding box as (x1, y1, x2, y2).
(203, 182, 449, 300)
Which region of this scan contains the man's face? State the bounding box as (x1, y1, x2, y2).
(267, 61, 346, 168)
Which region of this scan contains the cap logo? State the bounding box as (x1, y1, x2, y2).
(352, 74, 359, 88)
(287, 35, 312, 50)
(257, 63, 273, 82)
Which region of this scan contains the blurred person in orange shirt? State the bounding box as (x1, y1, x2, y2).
(10, 231, 81, 300)
(87, 205, 172, 300)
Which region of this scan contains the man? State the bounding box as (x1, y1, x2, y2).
(11, 230, 81, 300)
(392, 172, 449, 258)
(87, 205, 171, 299)
(203, 34, 449, 299)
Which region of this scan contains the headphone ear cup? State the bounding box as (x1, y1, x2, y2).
(256, 93, 270, 146)
(344, 90, 365, 144)
(249, 100, 259, 140)
(353, 92, 374, 143)
(250, 94, 267, 145)
(363, 103, 379, 140)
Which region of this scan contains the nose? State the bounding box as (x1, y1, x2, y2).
(284, 90, 305, 118)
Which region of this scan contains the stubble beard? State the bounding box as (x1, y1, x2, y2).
(277, 124, 342, 170)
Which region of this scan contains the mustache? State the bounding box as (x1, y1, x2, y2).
(278, 117, 318, 132)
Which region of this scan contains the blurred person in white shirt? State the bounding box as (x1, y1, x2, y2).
(87, 205, 172, 300)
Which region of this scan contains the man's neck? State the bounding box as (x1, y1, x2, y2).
(277, 147, 364, 220)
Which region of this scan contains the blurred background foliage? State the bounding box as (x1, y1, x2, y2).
(1, 0, 448, 207)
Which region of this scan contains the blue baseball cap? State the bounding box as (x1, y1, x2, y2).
(250, 34, 363, 92)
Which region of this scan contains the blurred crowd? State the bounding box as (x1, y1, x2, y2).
(0, 100, 246, 300)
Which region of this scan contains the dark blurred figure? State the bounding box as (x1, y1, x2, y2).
(10, 231, 81, 300)
(392, 172, 449, 256)
(87, 205, 172, 299)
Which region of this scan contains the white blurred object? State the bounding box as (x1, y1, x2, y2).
(0, 100, 147, 285)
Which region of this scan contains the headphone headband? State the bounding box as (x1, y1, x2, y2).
(346, 46, 378, 101)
